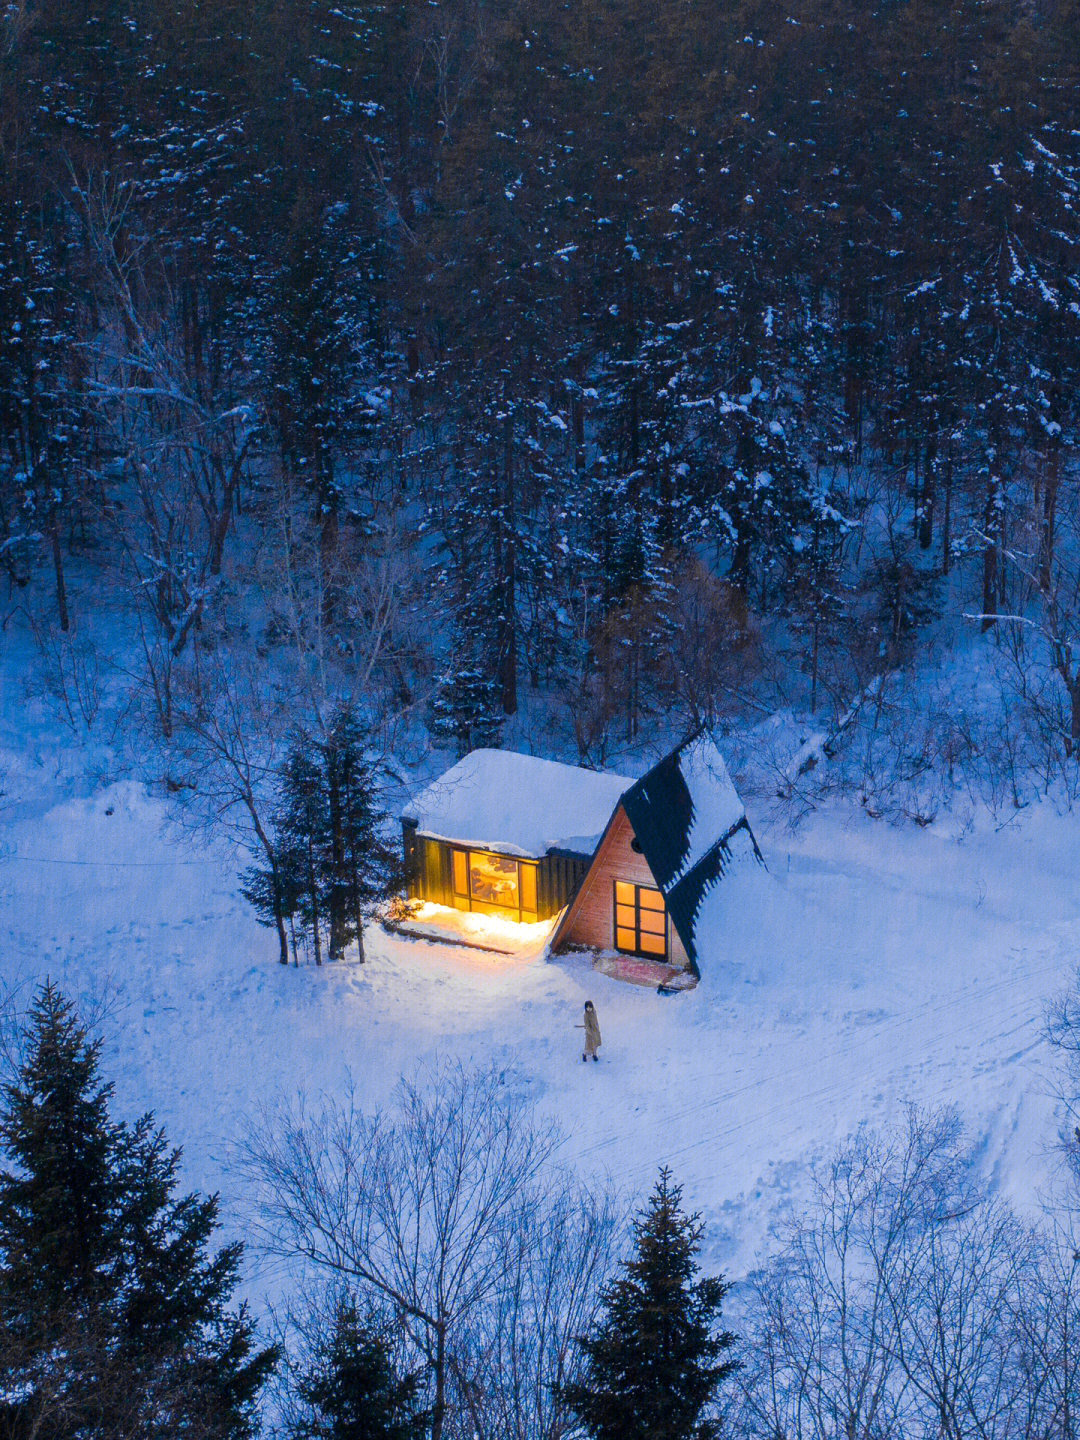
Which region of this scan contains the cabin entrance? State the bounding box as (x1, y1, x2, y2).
(613, 880, 668, 959)
(450, 846, 539, 924)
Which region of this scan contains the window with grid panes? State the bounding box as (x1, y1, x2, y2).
(613, 880, 668, 958)
(449, 846, 539, 923)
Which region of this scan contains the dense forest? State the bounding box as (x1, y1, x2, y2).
(2, 0, 1080, 816)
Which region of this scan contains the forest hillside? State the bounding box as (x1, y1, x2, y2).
(2, 0, 1079, 826)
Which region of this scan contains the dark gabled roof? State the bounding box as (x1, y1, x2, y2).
(620, 730, 764, 973)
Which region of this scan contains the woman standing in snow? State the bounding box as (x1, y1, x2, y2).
(580, 1001, 601, 1062)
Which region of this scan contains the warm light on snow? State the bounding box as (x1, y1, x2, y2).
(402, 902, 558, 959)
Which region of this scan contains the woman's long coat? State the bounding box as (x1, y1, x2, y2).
(584, 1008, 602, 1056)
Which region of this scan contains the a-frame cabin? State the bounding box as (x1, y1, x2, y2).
(401, 731, 762, 979)
(549, 731, 763, 978)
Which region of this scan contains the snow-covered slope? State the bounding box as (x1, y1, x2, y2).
(3, 745, 1073, 1277)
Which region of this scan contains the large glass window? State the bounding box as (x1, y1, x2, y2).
(470, 852, 520, 909)
(448, 848, 539, 923)
(613, 881, 668, 959)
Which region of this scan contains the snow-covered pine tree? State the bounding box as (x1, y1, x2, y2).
(429, 645, 505, 759)
(243, 712, 399, 963)
(708, 375, 826, 606)
(559, 1167, 738, 1440)
(289, 1301, 430, 1440)
(244, 744, 329, 965)
(266, 187, 382, 557)
(0, 983, 276, 1440)
(428, 478, 509, 756)
(322, 707, 401, 963)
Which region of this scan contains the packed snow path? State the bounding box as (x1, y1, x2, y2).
(2, 777, 1074, 1271)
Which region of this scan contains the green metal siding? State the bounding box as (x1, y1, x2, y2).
(403, 821, 454, 905)
(538, 854, 590, 916)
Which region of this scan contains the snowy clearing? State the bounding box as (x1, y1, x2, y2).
(3, 746, 1073, 1280)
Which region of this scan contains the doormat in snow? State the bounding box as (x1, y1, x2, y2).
(592, 952, 698, 992)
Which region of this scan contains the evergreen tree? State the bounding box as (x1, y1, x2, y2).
(278, 744, 333, 967)
(429, 646, 505, 760)
(322, 708, 402, 963)
(290, 1302, 429, 1440)
(0, 982, 277, 1440)
(560, 1168, 737, 1440)
(427, 486, 508, 756)
(0, 195, 80, 629)
(243, 711, 400, 964)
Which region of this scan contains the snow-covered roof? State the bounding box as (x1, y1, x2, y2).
(402, 749, 635, 859)
(687, 823, 773, 963)
(621, 731, 746, 892)
(667, 732, 746, 884)
(619, 730, 762, 973)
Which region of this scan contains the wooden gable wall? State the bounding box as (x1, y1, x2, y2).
(552, 805, 690, 968)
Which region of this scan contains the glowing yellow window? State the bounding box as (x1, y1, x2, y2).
(452, 849, 469, 897)
(469, 852, 520, 911)
(612, 882, 668, 960)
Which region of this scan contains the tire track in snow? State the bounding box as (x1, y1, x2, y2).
(572, 947, 1066, 1188)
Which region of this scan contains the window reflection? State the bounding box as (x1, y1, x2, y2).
(469, 852, 520, 909)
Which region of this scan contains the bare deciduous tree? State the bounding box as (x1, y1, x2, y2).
(240, 1061, 563, 1440)
(72, 171, 256, 689)
(733, 1109, 1037, 1440)
(452, 1179, 620, 1440)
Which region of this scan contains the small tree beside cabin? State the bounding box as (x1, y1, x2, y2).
(242, 707, 401, 964)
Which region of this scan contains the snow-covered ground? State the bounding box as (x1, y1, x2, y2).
(3, 706, 1074, 1280)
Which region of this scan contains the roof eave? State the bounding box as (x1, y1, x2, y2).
(400, 824, 602, 865)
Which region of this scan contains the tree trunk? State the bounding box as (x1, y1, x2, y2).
(1069, 676, 1080, 760)
(271, 865, 289, 966)
(942, 443, 953, 577)
(498, 412, 518, 716)
(730, 529, 752, 595)
(327, 755, 347, 961)
(918, 435, 936, 551)
(1040, 435, 1060, 594)
(245, 801, 289, 965)
(273, 884, 289, 965)
(308, 836, 322, 966)
(50, 517, 70, 632)
(431, 1321, 447, 1440)
(981, 477, 1003, 632)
